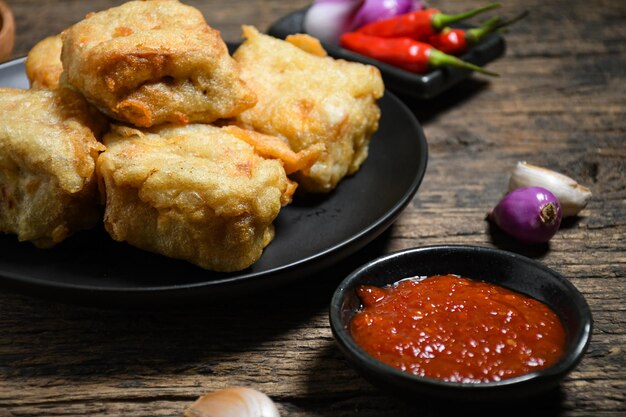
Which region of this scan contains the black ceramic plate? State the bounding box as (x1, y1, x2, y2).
(0, 58, 428, 304)
(267, 7, 506, 99)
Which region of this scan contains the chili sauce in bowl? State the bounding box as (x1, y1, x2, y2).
(329, 245, 592, 401)
(351, 275, 566, 383)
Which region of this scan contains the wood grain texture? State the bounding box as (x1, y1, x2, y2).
(1, 0, 625, 415)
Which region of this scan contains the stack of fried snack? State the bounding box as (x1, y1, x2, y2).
(0, 0, 384, 272)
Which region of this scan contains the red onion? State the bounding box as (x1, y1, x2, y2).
(348, 0, 418, 31)
(304, 0, 362, 45)
(489, 186, 562, 244)
(304, 0, 425, 45)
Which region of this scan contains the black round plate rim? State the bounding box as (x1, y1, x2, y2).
(330, 244, 593, 393)
(0, 57, 428, 299)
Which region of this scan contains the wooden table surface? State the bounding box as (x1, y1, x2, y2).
(1, 0, 625, 415)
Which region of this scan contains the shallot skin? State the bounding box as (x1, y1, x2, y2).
(490, 186, 562, 244)
(508, 161, 592, 217)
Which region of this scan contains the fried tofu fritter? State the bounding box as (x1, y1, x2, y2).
(0, 88, 105, 248)
(25, 35, 63, 90)
(10, 3, 386, 270)
(97, 124, 295, 272)
(62, 0, 256, 127)
(234, 26, 384, 193)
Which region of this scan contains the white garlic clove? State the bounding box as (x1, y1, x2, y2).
(184, 387, 280, 417)
(508, 161, 592, 217)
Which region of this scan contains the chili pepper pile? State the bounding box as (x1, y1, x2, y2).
(338, 3, 526, 75)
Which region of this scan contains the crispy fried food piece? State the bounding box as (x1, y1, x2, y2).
(25, 35, 63, 89)
(61, 0, 256, 127)
(285, 34, 327, 57)
(233, 26, 384, 193)
(0, 88, 106, 248)
(221, 125, 322, 175)
(97, 124, 295, 272)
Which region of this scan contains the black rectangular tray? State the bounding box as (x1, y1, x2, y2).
(267, 7, 506, 100)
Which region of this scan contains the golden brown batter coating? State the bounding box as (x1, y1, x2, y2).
(97, 123, 294, 272)
(25, 35, 63, 89)
(61, 0, 256, 127)
(220, 125, 323, 176)
(233, 26, 384, 193)
(0, 88, 105, 248)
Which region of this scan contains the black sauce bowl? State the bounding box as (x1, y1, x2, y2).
(329, 245, 592, 401)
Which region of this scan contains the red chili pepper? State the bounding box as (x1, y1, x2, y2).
(428, 11, 529, 55)
(340, 32, 498, 76)
(356, 3, 501, 41)
(427, 28, 470, 57)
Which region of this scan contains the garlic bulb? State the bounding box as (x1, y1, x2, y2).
(508, 161, 592, 217)
(184, 387, 280, 417)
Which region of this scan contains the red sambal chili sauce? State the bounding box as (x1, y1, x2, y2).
(350, 274, 567, 383)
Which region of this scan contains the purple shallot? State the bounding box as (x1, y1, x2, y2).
(489, 186, 562, 244)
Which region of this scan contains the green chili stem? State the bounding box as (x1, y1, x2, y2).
(432, 3, 502, 32)
(429, 49, 499, 76)
(466, 16, 501, 45)
(493, 10, 530, 32)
